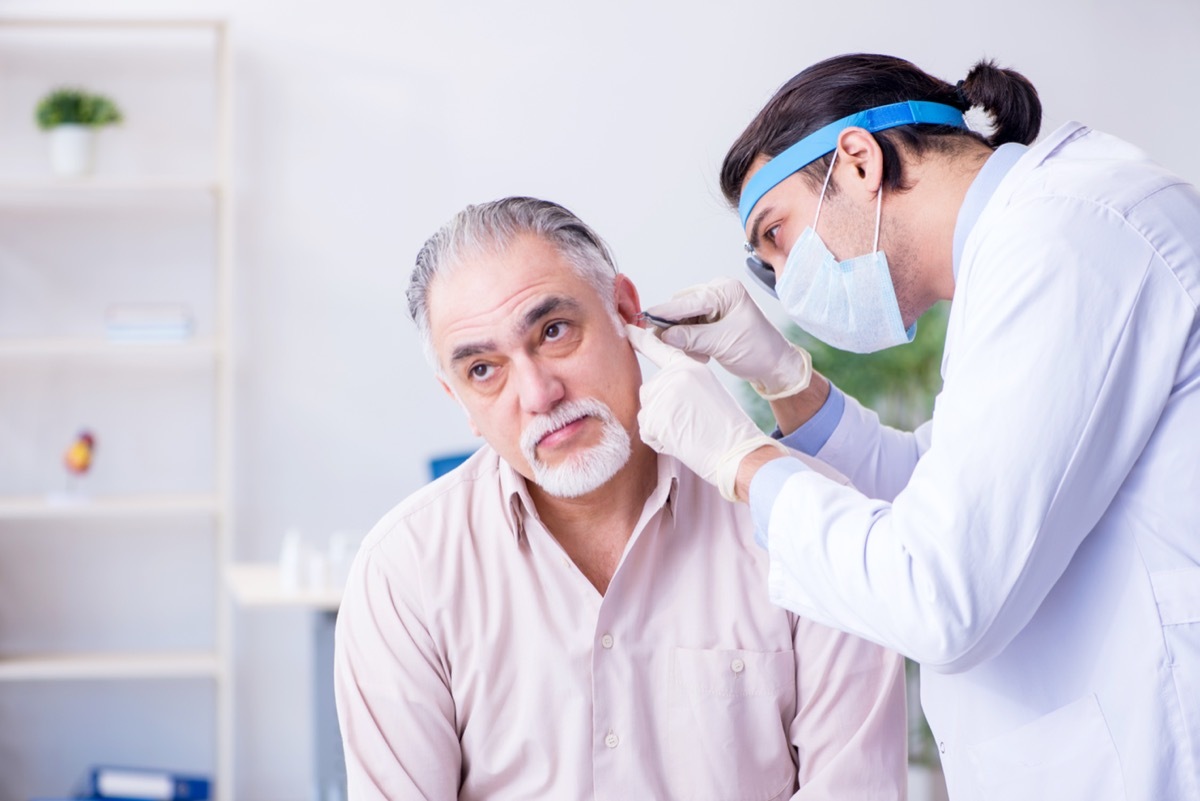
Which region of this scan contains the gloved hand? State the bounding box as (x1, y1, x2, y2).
(628, 324, 789, 501)
(643, 278, 812, 400)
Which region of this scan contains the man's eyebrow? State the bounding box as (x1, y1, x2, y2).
(517, 295, 581, 336)
(448, 338, 499, 366)
(449, 341, 496, 365)
(446, 296, 582, 366)
(747, 205, 772, 252)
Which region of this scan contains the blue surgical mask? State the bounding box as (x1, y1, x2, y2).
(776, 153, 915, 354)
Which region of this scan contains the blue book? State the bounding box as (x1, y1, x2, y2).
(89, 766, 210, 801)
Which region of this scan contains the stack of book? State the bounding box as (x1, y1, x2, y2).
(32, 765, 211, 801)
(104, 303, 194, 343)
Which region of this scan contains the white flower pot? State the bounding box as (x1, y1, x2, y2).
(48, 124, 96, 176)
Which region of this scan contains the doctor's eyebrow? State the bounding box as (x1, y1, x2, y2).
(747, 206, 772, 252)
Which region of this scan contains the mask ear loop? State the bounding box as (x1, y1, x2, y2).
(872, 184, 883, 251)
(812, 150, 838, 231)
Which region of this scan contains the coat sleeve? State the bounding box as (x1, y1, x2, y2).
(809, 393, 932, 502)
(759, 195, 1189, 671)
(334, 528, 461, 800)
(787, 618, 909, 800)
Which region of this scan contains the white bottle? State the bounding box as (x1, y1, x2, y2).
(279, 528, 306, 593)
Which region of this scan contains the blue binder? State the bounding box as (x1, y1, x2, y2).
(89, 765, 210, 801)
(429, 450, 475, 480)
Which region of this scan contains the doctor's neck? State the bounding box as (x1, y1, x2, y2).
(887, 142, 992, 314)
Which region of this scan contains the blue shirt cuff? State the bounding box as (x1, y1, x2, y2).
(749, 457, 809, 549)
(778, 385, 845, 456)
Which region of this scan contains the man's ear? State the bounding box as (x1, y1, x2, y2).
(835, 127, 885, 198)
(613, 274, 641, 325)
(439, 377, 481, 436)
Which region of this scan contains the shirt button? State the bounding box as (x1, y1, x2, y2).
(605, 732, 619, 748)
(601, 634, 614, 649)
(731, 658, 745, 674)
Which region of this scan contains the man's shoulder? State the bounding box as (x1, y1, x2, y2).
(360, 445, 507, 557)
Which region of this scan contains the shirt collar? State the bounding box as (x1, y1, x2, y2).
(952, 141, 1028, 279)
(497, 454, 535, 542)
(497, 450, 681, 544)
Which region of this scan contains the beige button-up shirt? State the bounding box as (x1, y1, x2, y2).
(335, 447, 908, 800)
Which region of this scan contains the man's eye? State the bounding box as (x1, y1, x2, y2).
(469, 363, 494, 381)
(764, 224, 781, 247)
(544, 321, 568, 341)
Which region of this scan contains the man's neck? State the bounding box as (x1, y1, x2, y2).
(526, 442, 660, 595)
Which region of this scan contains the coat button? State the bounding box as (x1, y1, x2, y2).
(939, 741, 946, 754)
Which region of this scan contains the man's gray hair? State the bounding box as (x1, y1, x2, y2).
(408, 196, 619, 369)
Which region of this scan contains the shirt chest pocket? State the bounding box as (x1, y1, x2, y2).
(665, 647, 797, 801)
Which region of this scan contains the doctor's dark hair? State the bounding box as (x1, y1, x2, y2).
(720, 54, 1042, 206)
(408, 196, 619, 370)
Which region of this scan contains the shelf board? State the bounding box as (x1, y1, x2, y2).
(0, 650, 220, 681)
(0, 493, 219, 519)
(0, 337, 218, 359)
(226, 562, 342, 612)
(0, 18, 225, 30)
(0, 176, 221, 196)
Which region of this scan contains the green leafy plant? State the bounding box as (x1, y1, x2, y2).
(35, 87, 123, 130)
(743, 301, 950, 432)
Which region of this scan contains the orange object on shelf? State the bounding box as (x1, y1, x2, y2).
(64, 430, 95, 475)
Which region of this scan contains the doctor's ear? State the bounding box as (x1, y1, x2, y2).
(438, 377, 481, 436)
(835, 127, 884, 195)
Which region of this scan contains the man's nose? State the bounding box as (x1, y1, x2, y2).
(514, 356, 565, 415)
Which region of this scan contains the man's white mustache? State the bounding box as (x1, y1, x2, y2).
(520, 398, 611, 456)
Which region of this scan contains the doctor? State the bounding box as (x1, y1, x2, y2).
(630, 53, 1200, 801)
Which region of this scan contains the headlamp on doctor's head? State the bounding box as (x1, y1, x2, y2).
(738, 100, 968, 298)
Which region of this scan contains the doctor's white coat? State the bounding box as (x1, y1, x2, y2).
(763, 122, 1200, 800)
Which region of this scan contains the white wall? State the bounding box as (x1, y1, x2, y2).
(3, 0, 1199, 798)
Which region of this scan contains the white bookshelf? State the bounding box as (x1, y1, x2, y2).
(0, 493, 220, 519)
(0, 177, 220, 194)
(0, 651, 221, 682)
(0, 16, 235, 801)
(0, 337, 218, 359)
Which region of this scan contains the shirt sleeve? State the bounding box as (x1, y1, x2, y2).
(761, 195, 1190, 671)
(334, 529, 461, 800)
(787, 619, 909, 799)
(777, 385, 845, 455)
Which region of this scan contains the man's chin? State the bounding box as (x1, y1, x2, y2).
(528, 443, 632, 499)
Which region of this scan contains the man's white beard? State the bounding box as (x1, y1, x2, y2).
(519, 398, 632, 499)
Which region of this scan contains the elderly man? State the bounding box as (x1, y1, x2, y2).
(333, 196, 908, 800)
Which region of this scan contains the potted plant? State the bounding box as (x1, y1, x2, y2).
(35, 87, 123, 176)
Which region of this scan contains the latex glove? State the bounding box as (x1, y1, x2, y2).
(643, 278, 811, 400)
(628, 324, 789, 501)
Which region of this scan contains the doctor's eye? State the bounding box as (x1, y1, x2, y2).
(764, 224, 781, 247)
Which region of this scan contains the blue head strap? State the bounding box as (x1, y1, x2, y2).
(738, 100, 968, 227)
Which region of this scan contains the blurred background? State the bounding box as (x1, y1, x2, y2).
(0, 1, 1197, 799)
